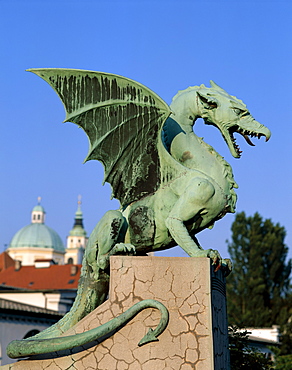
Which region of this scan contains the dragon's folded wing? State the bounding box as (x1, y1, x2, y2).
(28, 69, 171, 206)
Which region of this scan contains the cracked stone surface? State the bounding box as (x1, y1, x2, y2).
(3, 257, 228, 369)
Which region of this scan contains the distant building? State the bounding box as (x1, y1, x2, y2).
(0, 197, 88, 366)
(0, 297, 64, 366)
(231, 326, 280, 362)
(245, 326, 280, 360)
(0, 258, 81, 297)
(6, 197, 88, 266)
(65, 196, 88, 264)
(7, 200, 65, 265)
(0, 254, 82, 366)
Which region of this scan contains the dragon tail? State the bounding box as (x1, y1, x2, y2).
(31, 261, 109, 340)
(7, 299, 169, 359)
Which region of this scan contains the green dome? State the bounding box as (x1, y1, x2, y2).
(9, 223, 65, 252)
(32, 205, 45, 213)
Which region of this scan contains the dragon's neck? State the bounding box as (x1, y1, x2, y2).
(170, 86, 202, 131)
(168, 88, 238, 211)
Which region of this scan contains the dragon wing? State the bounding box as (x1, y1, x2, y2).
(28, 69, 171, 206)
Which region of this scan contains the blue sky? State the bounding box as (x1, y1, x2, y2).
(1, 0, 291, 262)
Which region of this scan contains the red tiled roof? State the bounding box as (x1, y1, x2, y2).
(0, 264, 82, 290)
(0, 252, 15, 272)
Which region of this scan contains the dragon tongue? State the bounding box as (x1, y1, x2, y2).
(244, 134, 255, 146)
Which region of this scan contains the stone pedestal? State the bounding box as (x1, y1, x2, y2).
(3, 257, 230, 369)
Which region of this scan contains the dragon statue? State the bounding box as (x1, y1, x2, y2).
(7, 69, 270, 359)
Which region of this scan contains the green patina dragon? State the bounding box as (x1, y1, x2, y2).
(7, 70, 270, 359)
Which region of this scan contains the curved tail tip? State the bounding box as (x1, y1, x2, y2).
(138, 328, 159, 347)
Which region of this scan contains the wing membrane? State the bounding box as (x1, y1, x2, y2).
(28, 69, 171, 205)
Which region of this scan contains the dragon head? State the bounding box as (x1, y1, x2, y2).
(196, 81, 271, 158)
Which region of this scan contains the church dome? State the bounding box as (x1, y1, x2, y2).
(32, 204, 45, 213)
(9, 224, 65, 252)
(8, 200, 65, 253)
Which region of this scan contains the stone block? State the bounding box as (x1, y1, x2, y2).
(3, 256, 230, 369)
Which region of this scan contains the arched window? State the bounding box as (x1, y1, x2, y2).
(67, 257, 74, 265)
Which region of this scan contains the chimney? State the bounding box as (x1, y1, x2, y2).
(70, 265, 78, 276)
(34, 259, 56, 268)
(15, 260, 22, 271)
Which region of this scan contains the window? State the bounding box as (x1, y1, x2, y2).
(67, 257, 74, 265)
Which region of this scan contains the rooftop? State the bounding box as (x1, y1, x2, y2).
(0, 263, 81, 290)
(0, 297, 64, 317)
(0, 252, 14, 272)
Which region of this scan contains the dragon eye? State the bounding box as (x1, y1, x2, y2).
(233, 108, 242, 115)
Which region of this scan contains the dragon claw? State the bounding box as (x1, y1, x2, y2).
(193, 249, 231, 275)
(113, 243, 136, 255)
(221, 258, 232, 276)
(97, 243, 136, 271)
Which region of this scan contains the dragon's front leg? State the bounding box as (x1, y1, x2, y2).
(165, 177, 229, 270)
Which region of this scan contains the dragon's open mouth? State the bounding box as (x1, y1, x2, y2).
(228, 125, 269, 158)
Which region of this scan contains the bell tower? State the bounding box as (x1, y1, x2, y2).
(31, 197, 46, 224)
(65, 196, 88, 265)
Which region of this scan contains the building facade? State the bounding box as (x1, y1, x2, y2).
(0, 197, 88, 365)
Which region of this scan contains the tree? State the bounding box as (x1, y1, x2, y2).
(229, 326, 273, 370)
(226, 212, 291, 329)
(273, 347, 292, 370)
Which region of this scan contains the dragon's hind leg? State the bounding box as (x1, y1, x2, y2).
(89, 210, 135, 271)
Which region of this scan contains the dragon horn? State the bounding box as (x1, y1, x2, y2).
(210, 80, 226, 93)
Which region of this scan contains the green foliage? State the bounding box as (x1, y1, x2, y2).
(226, 212, 292, 359)
(227, 212, 291, 328)
(272, 347, 292, 370)
(274, 354, 292, 370)
(229, 326, 274, 369)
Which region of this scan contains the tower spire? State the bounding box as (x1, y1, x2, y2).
(66, 196, 88, 264)
(77, 195, 82, 213)
(73, 195, 84, 228)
